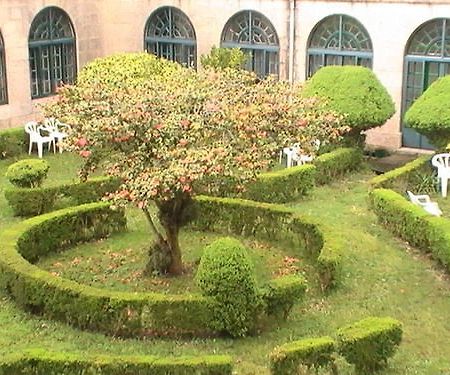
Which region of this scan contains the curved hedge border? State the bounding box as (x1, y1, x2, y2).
(0, 127, 26, 159)
(190, 195, 344, 290)
(0, 350, 232, 375)
(5, 176, 121, 217)
(369, 156, 450, 272)
(0, 196, 345, 336)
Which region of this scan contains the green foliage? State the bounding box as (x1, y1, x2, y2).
(337, 316, 403, 373)
(302, 66, 395, 133)
(369, 154, 431, 193)
(4, 176, 121, 216)
(0, 350, 233, 375)
(5, 159, 49, 188)
(313, 147, 363, 185)
(0, 127, 26, 159)
(244, 164, 316, 203)
(0, 203, 216, 337)
(201, 46, 247, 70)
(261, 274, 307, 319)
(405, 75, 450, 149)
(369, 188, 450, 271)
(190, 196, 342, 290)
(195, 237, 261, 337)
(270, 336, 336, 374)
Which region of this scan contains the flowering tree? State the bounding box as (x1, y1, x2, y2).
(45, 53, 346, 276)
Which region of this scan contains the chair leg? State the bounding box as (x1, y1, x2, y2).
(58, 137, 63, 153)
(28, 141, 32, 155)
(442, 178, 448, 198)
(37, 142, 43, 158)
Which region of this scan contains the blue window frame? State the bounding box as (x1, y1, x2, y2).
(28, 7, 76, 99)
(307, 14, 373, 77)
(144, 7, 197, 68)
(221, 10, 279, 77)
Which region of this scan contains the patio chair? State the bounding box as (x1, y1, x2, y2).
(24, 121, 53, 158)
(43, 117, 70, 153)
(431, 153, 450, 198)
(279, 143, 301, 168)
(406, 190, 442, 216)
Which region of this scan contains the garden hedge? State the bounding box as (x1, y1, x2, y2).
(337, 316, 403, 373)
(4, 176, 121, 216)
(270, 336, 336, 374)
(242, 147, 362, 203)
(405, 75, 450, 149)
(0, 350, 233, 375)
(190, 195, 344, 290)
(0, 195, 341, 337)
(369, 156, 450, 273)
(0, 127, 26, 159)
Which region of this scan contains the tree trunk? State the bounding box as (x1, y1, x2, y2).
(163, 222, 183, 275)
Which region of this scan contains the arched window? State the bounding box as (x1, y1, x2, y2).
(402, 18, 450, 149)
(144, 7, 196, 68)
(221, 10, 279, 77)
(307, 14, 372, 77)
(28, 7, 76, 99)
(0, 32, 7, 105)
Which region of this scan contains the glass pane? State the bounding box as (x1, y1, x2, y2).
(407, 19, 446, 57)
(343, 55, 357, 65)
(0, 44, 6, 104)
(29, 7, 74, 42)
(325, 54, 342, 66)
(308, 54, 323, 77)
(40, 46, 51, 95)
(63, 44, 75, 84)
(267, 51, 278, 75)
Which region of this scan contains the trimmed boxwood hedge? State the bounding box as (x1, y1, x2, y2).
(0, 195, 345, 337)
(0, 350, 233, 375)
(4, 176, 121, 216)
(0, 127, 26, 159)
(314, 147, 363, 185)
(369, 155, 450, 273)
(337, 317, 403, 373)
(270, 336, 336, 374)
(190, 195, 344, 290)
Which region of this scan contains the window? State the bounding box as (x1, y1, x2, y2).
(221, 10, 279, 77)
(307, 14, 372, 77)
(28, 7, 76, 99)
(144, 7, 196, 68)
(0, 31, 7, 104)
(402, 18, 450, 149)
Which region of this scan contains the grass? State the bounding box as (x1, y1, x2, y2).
(1, 154, 450, 374)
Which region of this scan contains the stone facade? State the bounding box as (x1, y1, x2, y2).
(0, 0, 449, 149)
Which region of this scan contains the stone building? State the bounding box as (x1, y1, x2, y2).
(0, 0, 449, 149)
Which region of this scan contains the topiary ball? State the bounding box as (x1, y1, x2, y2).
(6, 159, 50, 188)
(195, 237, 260, 337)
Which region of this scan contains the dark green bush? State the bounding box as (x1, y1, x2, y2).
(0, 127, 26, 159)
(261, 274, 307, 319)
(5, 159, 49, 188)
(337, 316, 403, 373)
(302, 66, 395, 144)
(195, 237, 261, 337)
(405, 75, 450, 149)
(4, 176, 121, 216)
(0, 349, 233, 375)
(270, 336, 336, 374)
(201, 46, 247, 70)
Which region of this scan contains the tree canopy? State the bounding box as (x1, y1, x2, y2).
(405, 75, 450, 149)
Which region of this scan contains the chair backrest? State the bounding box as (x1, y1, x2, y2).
(406, 190, 417, 204)
(431, 153, 450, 169)
(24, 121, 39, 135)
(43, 117, 61, 131)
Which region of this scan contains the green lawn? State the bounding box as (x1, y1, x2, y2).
(1, 154, 450, 374)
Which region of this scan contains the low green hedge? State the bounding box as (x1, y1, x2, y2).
(4, 176, 121, 216)
(0, 350, 233, 375)
(314, 147, 363, 185)
(270, 336, 336, 374)
(369, 155, 431, 192)
(5, 159, 49, 188)
(190, 196, 343, 290)
(337, 317, 403, 373)
(0, 202, 215, 337)
(0, 127, 26, 159)
(369, 188, 450, 271)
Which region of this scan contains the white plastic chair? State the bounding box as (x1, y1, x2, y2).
(43, 117, 70, 153)
(24, 121, 53, 158)
(407, 191, 442, 216)
(279, 143, 301, 168)
(431, 153, 450, 198)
